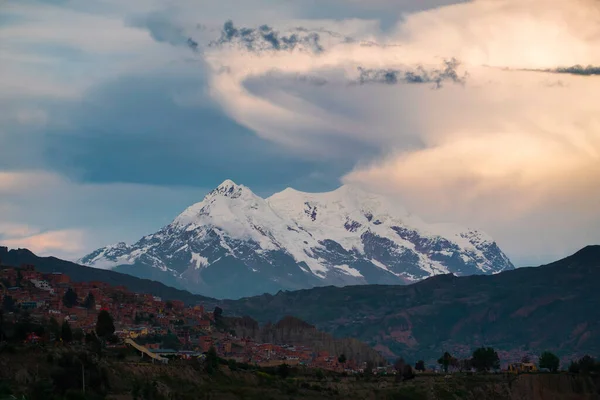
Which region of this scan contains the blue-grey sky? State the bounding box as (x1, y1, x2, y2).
(1, 0, 599, 266)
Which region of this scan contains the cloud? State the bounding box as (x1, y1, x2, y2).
(355, 58, 467, 88)
(2, 0, 600, 266)
(552, 65, 600, 76)
(1, 228, 87, 259)
(188, 0, 600, 263)
(0, 170, 211, 259)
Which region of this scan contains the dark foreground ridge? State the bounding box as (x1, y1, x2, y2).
(1, 344, 600, 400)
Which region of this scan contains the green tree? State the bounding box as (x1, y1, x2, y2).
(161, 333, 181, 350)
(471, 347, 500, 372)
(48, 317, 60, 341)
(438, 351, 455, 373)
(577, 355, 598, 374)
(1, 295, 15, 312)
(72, 328, 84, 342)
(568, 360, 580, 374)
(415, 360, 426, 372)
(61, 320, 73, 342)
(539, 351, 560, 372)
(277, 363, 291, 379)
(458, 358, 472, 372)
(364, 361, 374, 375)
(205, 346, 219, 374)
(63, 288, 78, 308)
(393, 358, 406, 381)
(402, 364, 415, 380)
(315, 369, 325, 380)
(95, 310, 115, 338)
(338, 354, 347, 365)
(83, 293, 95, 310)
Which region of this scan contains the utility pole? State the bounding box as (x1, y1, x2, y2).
(82, 362, 85, 394)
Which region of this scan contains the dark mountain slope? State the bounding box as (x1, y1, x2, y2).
(3, 245, 599, 363)
(0, 246, 215, 305)
(221, 246, 600, 361)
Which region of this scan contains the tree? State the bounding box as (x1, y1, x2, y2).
(539, 351, 560, 372)
(205, 346, 219, 374)
(63, 288, 78, 308)
(61, 320, 73, 343)
(338, 354, 347, 365)
(521, 355, 532, 363)
(471, 347, 500, 372)
(72, 328, 84, 342)
(48, 317, 60, 341)
(393, 358, 406, 381)
(315, 369, 325, 380)
(83, 293, 95, 310)
(364, 361, 374, 375)
(402, 364, 415, 380)
(95, 310, 115, 338)
(438, 351, 455, 373)
(415, 360, 426, 372)
(277, 363, 291, 379)
(394, 358, 406, 372)
(577, 355, 598, 374)
(568, 360, 580, 374)
(161, 333, 181, 350)
(2, 295, 15, 312)
(458, 358, 472, 373)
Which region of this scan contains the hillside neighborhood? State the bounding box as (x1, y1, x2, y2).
(0, 258, 361, 372)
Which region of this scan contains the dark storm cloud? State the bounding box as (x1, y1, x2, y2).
(553, 65, 600, 76)
(208, 20, 326, 53)
(37, 68, 354, 193)
(356, 58, 467, 89)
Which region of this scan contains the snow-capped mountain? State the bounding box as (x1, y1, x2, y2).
(79, 180, 514, 299)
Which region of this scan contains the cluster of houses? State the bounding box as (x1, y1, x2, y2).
(0, 261, 360, 372)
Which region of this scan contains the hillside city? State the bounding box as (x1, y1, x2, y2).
(0, 260, 361, 372)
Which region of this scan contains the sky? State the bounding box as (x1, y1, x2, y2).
(1, 0, 599, 266)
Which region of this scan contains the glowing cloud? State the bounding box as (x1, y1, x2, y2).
(191, 0, 600, 262)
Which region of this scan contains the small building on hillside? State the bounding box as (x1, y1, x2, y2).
(507, 362, 538, 374)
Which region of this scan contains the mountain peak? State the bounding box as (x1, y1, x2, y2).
(217, 179, 238, 190)
(81, 180, 514, 298)
(204, 179, 254, 200)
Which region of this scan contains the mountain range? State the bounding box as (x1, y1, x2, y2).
(79, 180, 513, 299)
(2, 245, 599, 362)
(221, 245, 600, 362)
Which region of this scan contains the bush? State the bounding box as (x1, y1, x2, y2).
(539, 351, 560, 372)
(64, 389, 87, 400)
(0, 380, 12, 396)
(315, 369, 325, 380)
(277, 363, 291, 379)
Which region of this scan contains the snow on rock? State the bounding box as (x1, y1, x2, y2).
(78, 179, 514, 298)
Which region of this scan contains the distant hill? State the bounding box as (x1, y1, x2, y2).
(0, 246, 215, 306)
(3, 245, 600, 364)
(220, 246, 600, 362)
